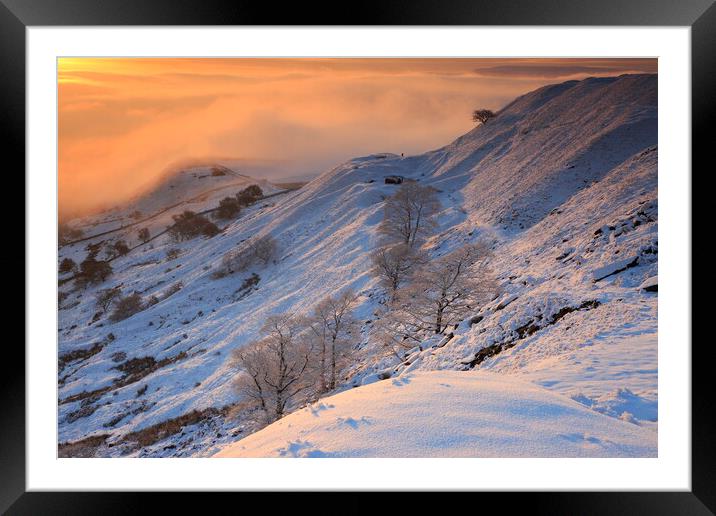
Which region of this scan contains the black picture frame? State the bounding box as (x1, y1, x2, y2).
(4, 0, 709, 512)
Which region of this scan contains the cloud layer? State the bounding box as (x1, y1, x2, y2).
(58, 58, 656, 217)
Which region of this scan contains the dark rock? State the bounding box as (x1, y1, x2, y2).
(469, 315, 483, 326)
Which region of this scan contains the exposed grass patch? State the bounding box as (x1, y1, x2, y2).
(121, 405, 228, 450)
(58, 434, 110, 458)
(58, 341, 105, 372)
(60, 385, 113, 406)
(60, 351, 190, 423)
(112, 351, 188, 386)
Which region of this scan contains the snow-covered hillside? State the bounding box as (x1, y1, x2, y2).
(62, 164, 279, 246)
(57, 74, 658, 458)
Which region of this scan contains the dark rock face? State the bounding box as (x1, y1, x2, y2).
(463, 300, 601, 369)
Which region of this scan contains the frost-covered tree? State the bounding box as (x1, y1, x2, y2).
(220, 235, 278, 276)
(379, 183, 441, 248)
(383, 242, 497, 344)
(372, 244, 425, 299)
(307, 290, 359, 393)
(250, 235, 278, 266)
(373, 311, 425, 359)
(232, 314, 314, 423)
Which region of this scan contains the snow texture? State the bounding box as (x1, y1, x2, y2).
(216, 371, 656, 458)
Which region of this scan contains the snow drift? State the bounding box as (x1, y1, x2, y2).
(216, 371, 656, 458)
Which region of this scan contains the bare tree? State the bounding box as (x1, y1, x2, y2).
(96, 286, 122, 313)
(232, 314, 314, 423)
(472, 109, 495, 125)
(386, 242, 497, 339)
(373, 308, 427, 359)
(372, 244, 425, 300)
(307, 290, 359, 393)
(138, 227, 150, 243)
(379, 183, 441, 248)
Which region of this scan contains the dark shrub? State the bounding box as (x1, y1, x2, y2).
(138, 227, 150, 242)
(113, 240, 130, 256)
(202, 221, 221, 237)
(244, 184, 263, 198)
(104, 240, 129, 259)
(59, 258, 77, 274)
(215, 197, 242, 219)
(110, 292, 144, 322)
(77, 257, 112, 286)
(85, 242, 103, 258)
(236, 184, 263, 206)
(58, 224, 83, 245)
(472, 108, 495, 125)
(168, 211, 220, 241)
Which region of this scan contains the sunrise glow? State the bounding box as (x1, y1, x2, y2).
(58, 58, 656, 218)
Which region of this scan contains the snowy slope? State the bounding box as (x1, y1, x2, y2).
(403, 145, 658, 418)
(58, 74, 658, 457)
(419, 74, 656, 231)
(215, 371, 656, 458)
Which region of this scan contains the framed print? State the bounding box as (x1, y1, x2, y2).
(5, 0, 710, 512)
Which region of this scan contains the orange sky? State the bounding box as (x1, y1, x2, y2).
(58, 58, 656, 218)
